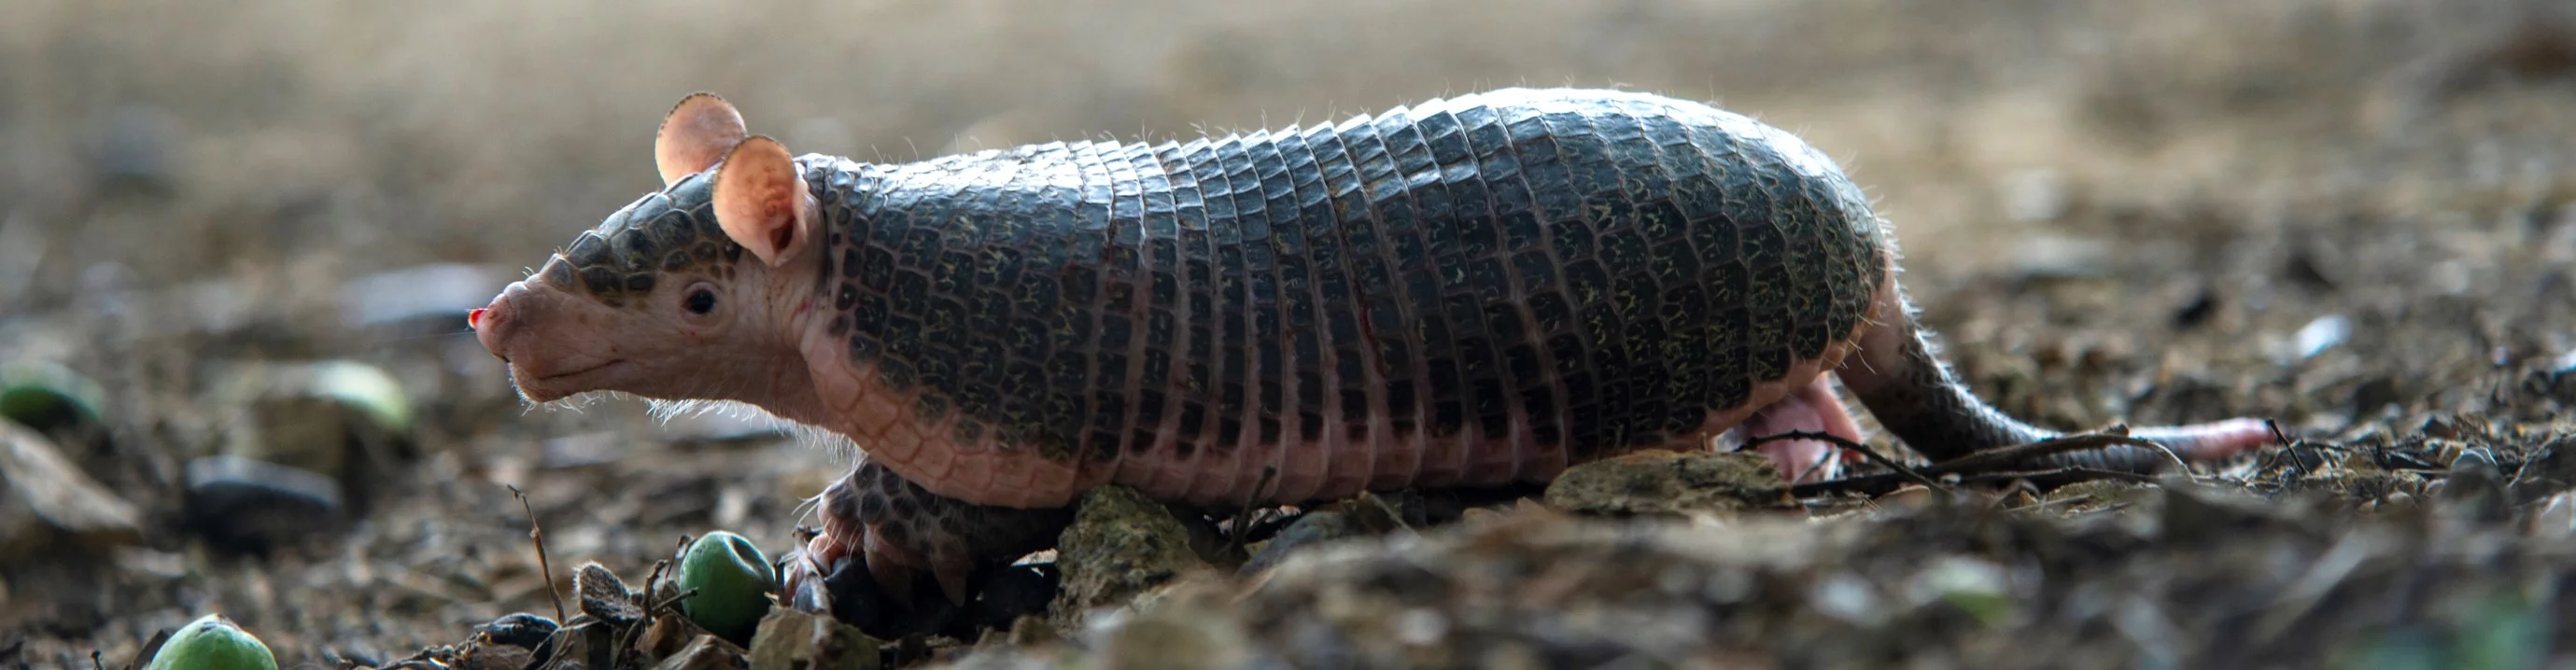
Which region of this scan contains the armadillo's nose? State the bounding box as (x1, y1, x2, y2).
(473, 283, 531, 361)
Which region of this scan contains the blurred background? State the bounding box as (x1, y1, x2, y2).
(2, 0, 2572, 663)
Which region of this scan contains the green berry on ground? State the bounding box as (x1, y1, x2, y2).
(678, 530, 779, 641)
(145, 613, 278, 670)
(0, 361, 106, 431)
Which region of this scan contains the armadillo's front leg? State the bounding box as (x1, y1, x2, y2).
(785, 454, 1075, 609)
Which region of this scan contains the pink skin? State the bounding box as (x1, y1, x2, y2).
(471, 237, 837, 427)
(1731, 378, 1868, 484)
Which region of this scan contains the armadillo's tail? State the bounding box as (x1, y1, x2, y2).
(1832, 281, 2277, 472)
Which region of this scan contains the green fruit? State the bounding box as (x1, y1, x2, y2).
(0, 361, 106, 431)
(677, 531, 779, 640)
(146, 613, 278, 670)
(304, 360, 413, 434)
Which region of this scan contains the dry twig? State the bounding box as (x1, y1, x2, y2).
(508, 484, 568, 624)
(1739, 429, 1948, 493)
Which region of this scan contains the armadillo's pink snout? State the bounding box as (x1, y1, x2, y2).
(473, 286, 524, 362)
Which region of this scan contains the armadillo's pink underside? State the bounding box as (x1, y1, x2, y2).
(810, 322, 1871, 510)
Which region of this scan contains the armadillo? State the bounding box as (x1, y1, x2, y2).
(470, 88, 2273, 607)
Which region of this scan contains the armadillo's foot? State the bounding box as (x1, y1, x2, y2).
(785, 454, 1075, 612)
(1729, 376, 1869, 484)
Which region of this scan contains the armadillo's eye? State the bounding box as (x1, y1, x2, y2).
(684, 287, 718, 314)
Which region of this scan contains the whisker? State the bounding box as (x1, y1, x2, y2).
(350, 329, 482, 347)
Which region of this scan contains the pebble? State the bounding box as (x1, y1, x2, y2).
(474, 612, 559, 650)
(180, 454, 345, 555)
(2440, 447, 2511, 522)
(2290, 314, 2353, 360)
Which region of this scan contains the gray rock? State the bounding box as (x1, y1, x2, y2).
(181, 454, 345, 555)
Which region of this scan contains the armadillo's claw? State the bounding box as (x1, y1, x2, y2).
(781, 533, 842, 613)
(847, 527, 976, 607)
(859, 526, 923, 609)
(930, 556, 974, 607)
(839, 503, 1017, 609)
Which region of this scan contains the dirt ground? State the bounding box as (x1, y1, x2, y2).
(3, 0, 2574, 666)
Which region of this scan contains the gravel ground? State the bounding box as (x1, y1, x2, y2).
(2, 0, 2572, 667)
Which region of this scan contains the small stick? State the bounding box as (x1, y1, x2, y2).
(646, 534, 686, 597)
(508, 484, 568, 623)
(2264, 418, 2295, 448)
(1225, 465, 1280, 560)
(2260, 418, 2321, 477)
(642, 555, 676, 621)
(1739, 430, 1947, 493)
(652, 586, 701, 618)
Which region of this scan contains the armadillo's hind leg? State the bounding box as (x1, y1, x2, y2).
(783, 454, 1074, 613)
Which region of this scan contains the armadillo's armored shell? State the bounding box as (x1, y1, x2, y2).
(539, 173, 749, 306)
(811, 88, 1884, 494)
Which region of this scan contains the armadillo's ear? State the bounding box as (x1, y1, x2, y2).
(655, 92, 749, 186)
(711, 135, 813, 268)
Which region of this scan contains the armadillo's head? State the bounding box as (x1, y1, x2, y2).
(472, 93, 828, 416)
